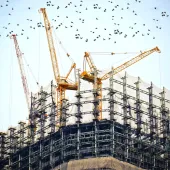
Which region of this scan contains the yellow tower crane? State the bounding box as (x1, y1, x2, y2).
(39, 8, 78, 126)
(81, 47, 161, 120)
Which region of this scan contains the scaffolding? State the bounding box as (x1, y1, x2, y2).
(0, 72, 170, 170)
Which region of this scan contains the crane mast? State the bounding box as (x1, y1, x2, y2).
(81, 47, 161, 120)
(40, 8, 78, 126)
(40, 8, 63, 126)
(11, 34, 30, 111)
(81, 52, 102, 119)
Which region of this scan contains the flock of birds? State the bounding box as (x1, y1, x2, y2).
(0, 0, 169, 43)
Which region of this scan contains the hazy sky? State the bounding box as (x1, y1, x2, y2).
(0, 0, 169, 131)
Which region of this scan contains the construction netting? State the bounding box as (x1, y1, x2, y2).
(10, 70, 167, 144)
(25, 70, 170, 141)
(66, 71, 170, 129)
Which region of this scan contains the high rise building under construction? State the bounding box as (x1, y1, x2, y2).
(0, 7, 170, 170)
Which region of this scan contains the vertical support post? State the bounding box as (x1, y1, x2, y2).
(39, 87, 48, 139)
(0, 132, 6, 160)
(49, 134, 54, 169)
(160, 87, 169, 170)
(8, 127, 16, 168)
(93, 67, 102, 120)
(122, 72, 128, 125)
(94, 120, 98, 157)
(29, 93, 36, 144)
(18, 122, 26, 148)
(18, 121, 26, 169)
(49, 105, 56, 132)
(60, 99, 68, 127)
(148, 82, 156, 169)
(50, 81, 56, 134)
(92, 69, 98, 157)
(93, 69, 99, 120)
(29, 145, 31, 170)
(39, 140, 42, 170)
(28, 93, 36, 170)
(38, 87, 48, 169)
(134, 77, 143, 166)
(135, 77, 142, 136)
(121, 72, 130, 161)
(49, 81, 56, 167)
(60, 128, 64, 164)
(160, 87, 167, 144)
(75, 70, 82, 160)
(109, 67, 116, 157)
(148, 82, 155, 138)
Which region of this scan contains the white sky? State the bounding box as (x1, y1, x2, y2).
(0, 0, 169, 131)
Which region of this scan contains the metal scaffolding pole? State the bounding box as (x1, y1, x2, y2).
(160, 87, 170, 170)
(29, 93, 36, 144)
(109, 68, 116, 157)
(18, 121, 25, 169)
(134, 77, 143, 167)
(75, 70, 82, 160)
(49, 81, 56, 168)
(92, 69, 99, 157)
(1, 75, 170, 170)
(8, 127, 16, 169)
(0, 132, 6, 160)
(122, 72, 130, 161)
(148, 82, 156, 170)
(61, 128, 64, 164)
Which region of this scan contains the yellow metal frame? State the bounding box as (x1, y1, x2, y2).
(81, 47, 161, 121)
(40, 8, 78, 126)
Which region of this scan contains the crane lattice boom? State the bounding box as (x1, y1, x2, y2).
(40, 8, 78, 127)
(80, 46, 161, 120)
(84, 52, 97, 71)
(40, 8, 60, 83)
(11, 34, 30, 111)
(101, 46, 161, 80)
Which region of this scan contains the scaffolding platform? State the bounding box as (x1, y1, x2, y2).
(0, 72, 170, 170)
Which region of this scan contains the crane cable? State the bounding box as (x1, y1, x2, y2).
(99, 52, 141, 73)
(86, 51, 141, 73)
(158, 53, 162, 88)
(23, 55, 40, 88)
(52, 25, 74, 63)
(9, 40, 14, 126)
(52, 27, 64, 75)
(0, 29, 7, 48)
(89, 52, 139, 55)
(54, 32, 69, 56)
(24, 55, 31, 96)
(111, 53, 141, 67)
(38, 12, 42, 86)
(52, 25, 75, 76)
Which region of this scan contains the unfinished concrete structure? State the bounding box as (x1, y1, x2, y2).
(0, 72, 170, 170)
